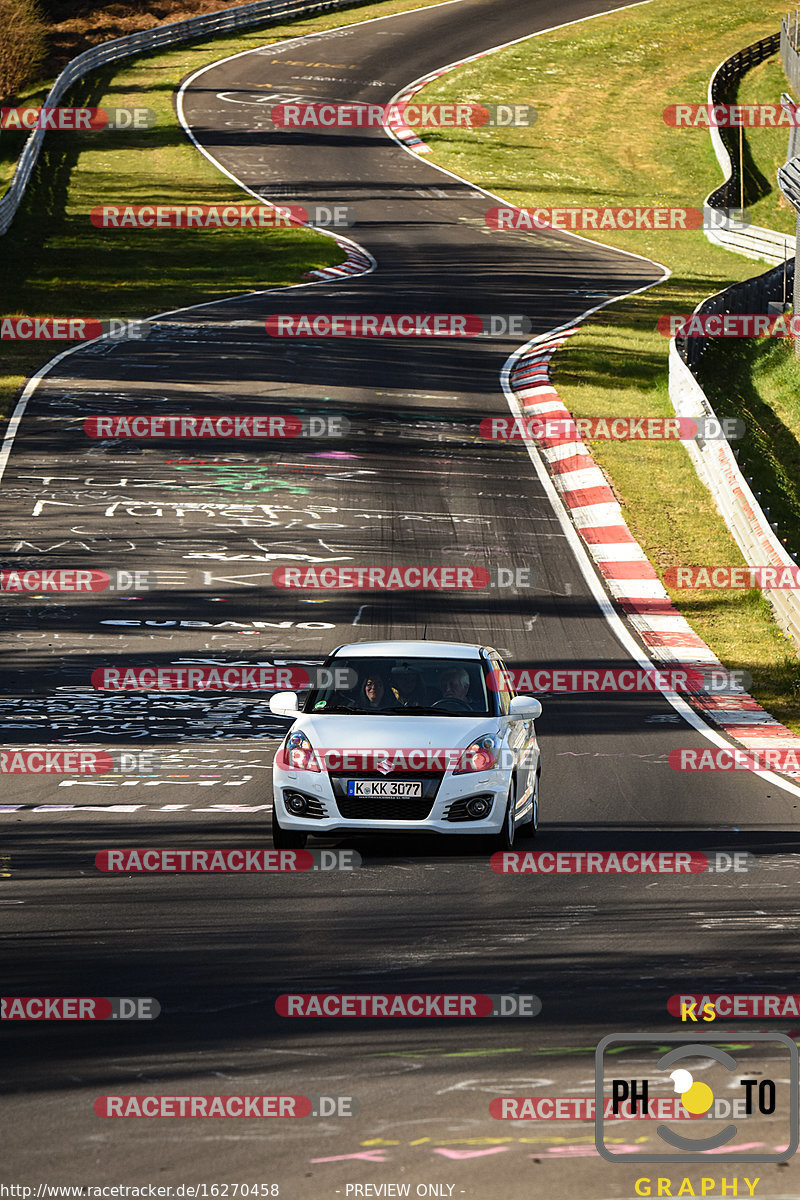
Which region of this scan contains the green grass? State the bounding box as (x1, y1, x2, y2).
(406, 0, 800, 731)
(698, 334, 800, 552)
(734, 51, 798, 235)
(0, 0, 442, 416)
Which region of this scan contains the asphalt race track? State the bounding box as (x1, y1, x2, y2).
(3, 1, 800, 1196)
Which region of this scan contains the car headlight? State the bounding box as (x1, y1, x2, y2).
(275, 730, 321, 772)
(453, 734, 501, 774)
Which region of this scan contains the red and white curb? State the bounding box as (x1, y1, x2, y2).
(388, 79, 442, 153)
(384, 53, 497, 154)
(305, 247, 374, 281)
(512, 329, 800, 779)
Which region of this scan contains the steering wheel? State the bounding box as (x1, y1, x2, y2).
(431, 697, 473, 712)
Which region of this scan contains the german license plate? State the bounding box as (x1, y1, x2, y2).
(346, 780, 423, 798)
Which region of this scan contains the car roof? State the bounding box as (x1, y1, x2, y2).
(330, 640, 488, 660)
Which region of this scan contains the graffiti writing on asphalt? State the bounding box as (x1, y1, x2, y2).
(169, 464, 310, 494)
(0, 693, 288, 739)
(28, 499, 490, 527)
(31, 500, 347, 524)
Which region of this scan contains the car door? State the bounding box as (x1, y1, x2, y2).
(490, 653, 535, 816)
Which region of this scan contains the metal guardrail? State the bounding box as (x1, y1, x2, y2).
(0, 0, 370, 236)
(707, 32, 780, 211)
(704, 32, 792, 265)
(669, 35, 800, 651)
(670, 323, 800, 649)
(675, 257, 793, 370)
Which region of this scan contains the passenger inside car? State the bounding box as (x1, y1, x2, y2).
(358, 670, 388, 710)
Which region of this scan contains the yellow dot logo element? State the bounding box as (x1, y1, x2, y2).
(670, 1068, 715, 1115)
(681, 1081, 715, 1115)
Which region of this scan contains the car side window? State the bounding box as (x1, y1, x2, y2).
(489, 655, 512, 715)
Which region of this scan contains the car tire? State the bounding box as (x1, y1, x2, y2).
(493, 781, 517, 851)
(518, 768, 539, 839)
(271, 803, 308, 850)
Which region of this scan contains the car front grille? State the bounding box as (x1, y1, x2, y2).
(336, 795, 435, 821)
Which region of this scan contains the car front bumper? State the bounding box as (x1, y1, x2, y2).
(272, 768, 511, 836)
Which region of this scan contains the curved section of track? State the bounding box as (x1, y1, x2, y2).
(4, 2, 800, 1193)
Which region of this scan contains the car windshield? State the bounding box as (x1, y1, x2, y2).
(304, 656, 493, 716)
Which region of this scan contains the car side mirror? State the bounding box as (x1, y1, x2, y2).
(269, 691, 300, 717)
(508, 695, 542, 720)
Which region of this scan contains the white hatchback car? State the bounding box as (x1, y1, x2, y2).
(269, 640, 542, 849)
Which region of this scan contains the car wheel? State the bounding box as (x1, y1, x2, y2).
(271, 803, 308, 850)
(518, 768, 539, 839)
(494, 781, 517, 851)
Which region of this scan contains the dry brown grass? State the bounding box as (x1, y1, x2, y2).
(42, 0, 285, 75)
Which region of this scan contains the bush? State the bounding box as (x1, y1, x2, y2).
(0, 0, 46, 102)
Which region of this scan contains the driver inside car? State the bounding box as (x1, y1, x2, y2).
(437, 666, 476, 710)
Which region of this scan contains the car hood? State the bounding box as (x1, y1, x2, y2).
(293, 713, 498, 750)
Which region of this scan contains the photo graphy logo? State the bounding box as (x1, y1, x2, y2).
(595, 1032, 798, 1162)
